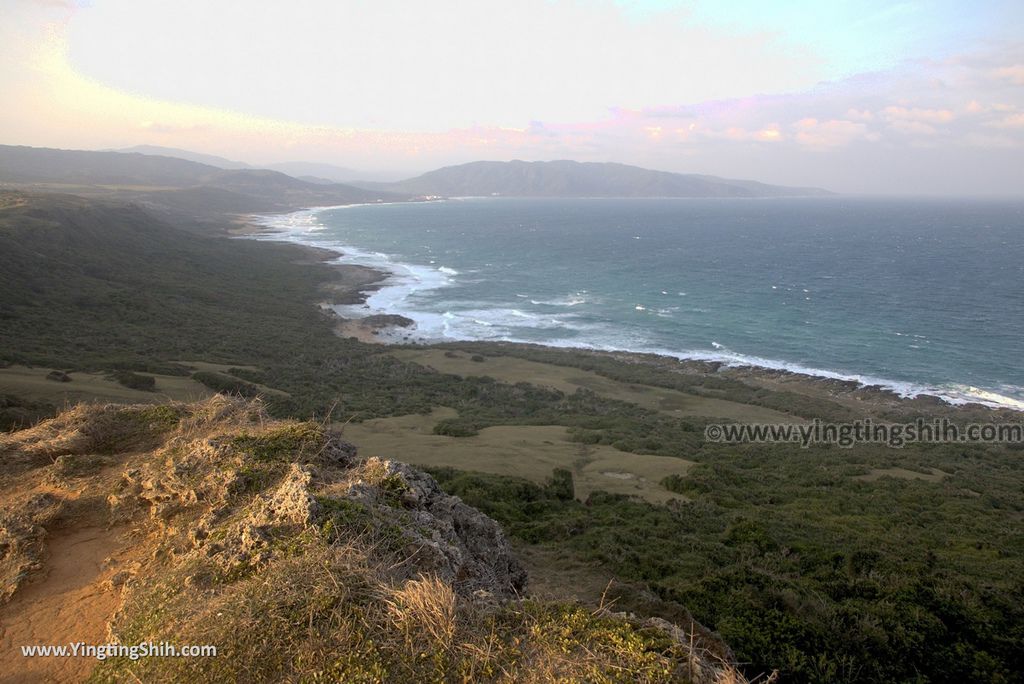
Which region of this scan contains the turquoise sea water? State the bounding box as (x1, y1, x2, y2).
(257, 197, 1024, 409)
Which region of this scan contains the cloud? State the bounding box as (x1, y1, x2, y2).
(2, 1, 1023, 193)
(791, 118, 872, 148)
(690, 124, 784, 143)
(24, 0, 79, 7)
(964, 132, 1019, 148)
(139, 120, 210, 134)
(993, 64, 1024, 85)
(887, 120, 939, 136)
(986, 112, 1024, 129)
(60, 0, 825, 131)
(881, 106, 956, 124)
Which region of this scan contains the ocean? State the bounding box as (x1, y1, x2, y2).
(255, 197, 1024, 410)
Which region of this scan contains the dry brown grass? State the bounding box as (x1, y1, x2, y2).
(354, 455, 392, 487)
(386, 573, 459, 648)
(102, 533, 752, 683)
(0, 402, 184, 469)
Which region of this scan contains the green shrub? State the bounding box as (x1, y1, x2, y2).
(0, 394, 55, 431)
(432, 419, 479, 437)
(110, 370, 156, 391)
(192, 371, 263, 398)
(427, 464, 1024, 684)
(230, 422, 325, 462)
(546, 468, 575, 501)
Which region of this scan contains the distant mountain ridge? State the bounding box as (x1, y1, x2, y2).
(113, 145, 253, 170)
(114, 145, 372, 183)
(354, 160, 832, 198)
(0, 146, 833, 234)
(112, 148, 832, 197)
(264, 160, 367, 183)
(0, 145, 406, 230)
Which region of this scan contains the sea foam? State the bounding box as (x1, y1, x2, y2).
(247, 205, 1024, 412)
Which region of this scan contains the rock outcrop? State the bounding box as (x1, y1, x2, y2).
(100, 400, 527, 598)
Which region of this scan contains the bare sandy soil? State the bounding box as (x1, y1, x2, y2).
(0, 526, 130, 683)
(335, 320, 386, 344)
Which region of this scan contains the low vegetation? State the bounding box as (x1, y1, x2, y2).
(2, 192, 1022, 682)
(108, 370, 156, 391)
(1, 398, 744, 682)
(0, 394, 54, 431)
(428, 446, 1024, 683)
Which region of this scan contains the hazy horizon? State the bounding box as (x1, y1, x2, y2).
(2, 1, 1023, 195)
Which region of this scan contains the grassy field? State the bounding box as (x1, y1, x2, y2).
(343, 408, 695, 505)
(391, 348, 800, 424)
(0, 365, 214, 405)
(0, 360, 288, 410)
(174, 361, 291, 397)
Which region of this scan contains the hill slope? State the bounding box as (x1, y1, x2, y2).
(114, 145, 253, 170)
(114, 146, 370, 182)
(0, 191, 350, 375)
(0, 396, 743, 682)
(0, 145, 407, 228)
(357, 160, 832, 198)
(264, 160, 367, 182)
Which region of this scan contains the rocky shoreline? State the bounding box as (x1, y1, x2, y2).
(248, 214, 1022, 419)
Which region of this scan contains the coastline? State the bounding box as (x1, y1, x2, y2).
(235, 208, 417, 343)
(246, 204, 1024, 415)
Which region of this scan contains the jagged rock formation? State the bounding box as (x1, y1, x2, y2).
(103, 400, 527, 598)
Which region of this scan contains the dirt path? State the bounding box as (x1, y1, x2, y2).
(0, 525, 128, 683)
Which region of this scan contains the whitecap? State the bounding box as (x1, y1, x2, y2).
(530, 295, 588, 307)
(245, 205, 1024, 414)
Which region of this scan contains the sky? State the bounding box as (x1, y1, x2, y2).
(1, 0, 1023, 194)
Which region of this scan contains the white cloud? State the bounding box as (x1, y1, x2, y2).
(792, 118, 871, 148)
(62, 0, 825, 131)
(3, 1, 1023, 194)
(694, 124, 784, 142)
(964, 132, 1020, 148)
(993, 64, 1024, 85)
(881, 106, 956, 124)
(846, 108, 874, 121)
(888, 120, 939, 135)
(986, 112, 1024, 129)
